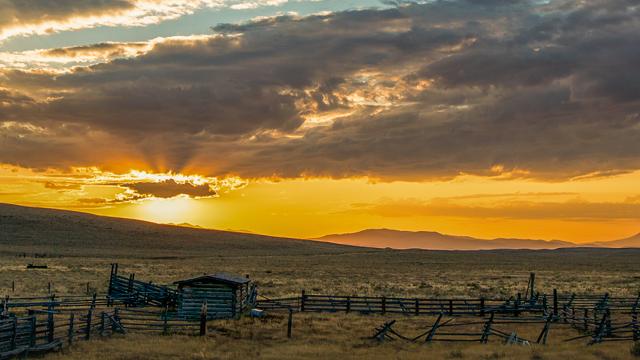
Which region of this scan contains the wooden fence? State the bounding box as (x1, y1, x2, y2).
(0, 304, 212, 359)
(107, 264, 177, 307)
(257, 291, 640, 318)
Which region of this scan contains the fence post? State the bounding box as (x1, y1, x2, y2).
(300, 290, 306, 312)
(449, 300, 454, 315)
(29, 313, 36, 347)
(2, 296, 8, 316)
(91, 293, 97, 310)
(415, 299, 420, 316)
(199, 301, 207, 336)
(68, 313, 75, 345)
(381, 296, 386, 314)
(163, 306, 169, 335)
(287, 308, 293, 338)
(584, 308, 589, 332)
(85, 308, 93, 340)
(480, 298, 485, 317)
(48, 282, 51, 294)
(514, 293, 521, 317)
(632, 309, 638, 341)
(346, 296, 351, 313)
(47, 310, 55, 343)
(100, 312, 105, 336)
(480, 312, 494, 344)
(552, 289, 558, 319)
(113, 307, 120, 333)
(425, 312, 443, 342)
(11, 280, 15, 293)
(529, 272, 536, 301)
(10, 316, 17, 350)
(536, 313, 553, 345)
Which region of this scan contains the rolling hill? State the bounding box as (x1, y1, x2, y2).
(2, 203, 638, 256)
(586, 232, 640, 248)
(0, 203, 361, 257)
(317, 228, 640, 250)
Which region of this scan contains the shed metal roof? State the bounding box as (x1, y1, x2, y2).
(174, 272, 250, 287)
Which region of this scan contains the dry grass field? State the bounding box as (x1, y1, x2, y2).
(41, 313, 640, 360)
(2, 249, 640, 359)
(2, 248, 640, 299)
(2, 204, 640, 359)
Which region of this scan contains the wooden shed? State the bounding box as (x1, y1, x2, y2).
(173, 273, 255, 319)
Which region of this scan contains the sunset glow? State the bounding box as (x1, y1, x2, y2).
(1, 0, 639, 245)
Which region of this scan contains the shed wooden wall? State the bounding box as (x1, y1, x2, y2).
(178, 282, 242, 319)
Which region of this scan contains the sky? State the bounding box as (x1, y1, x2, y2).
(1, 0, 639, 243)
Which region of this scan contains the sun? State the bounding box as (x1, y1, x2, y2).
(135, 196, 196, 225)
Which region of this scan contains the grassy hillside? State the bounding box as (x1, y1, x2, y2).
(0, 203, 362, 257)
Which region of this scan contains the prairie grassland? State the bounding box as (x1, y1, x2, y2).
(1, 248, 639, 298)
(1, 248, 639, 359)
(44, 313, 640, 360)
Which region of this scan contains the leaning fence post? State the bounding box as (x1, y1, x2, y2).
(537, 313, 553, 344)
(68, 313, 75, 345)
(112, 307, 120, 333)
(480, 312, 494, 343)
(199, 301, 207, 336)
(425, 312, 443, 342)
(287, 308, 293, 338)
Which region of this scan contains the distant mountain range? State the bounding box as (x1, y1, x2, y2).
(2, 202, 638, 253)
(316, 228, 640, 250)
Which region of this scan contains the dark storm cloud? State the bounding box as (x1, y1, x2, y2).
(123, 179, 216, 198)
(1, 0, 640, 180)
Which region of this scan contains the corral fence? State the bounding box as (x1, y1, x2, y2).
(257, 289, 640, 345)
(257, 290, 639, 316)
(107, 264, 178, 307)
(2, 270, 640, 358)
(0, 299, 214, 359)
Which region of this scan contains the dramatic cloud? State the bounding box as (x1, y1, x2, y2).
(124, 179, 216, 198)
(1, 0, 639, 180)
(0, 0, 296, 41)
